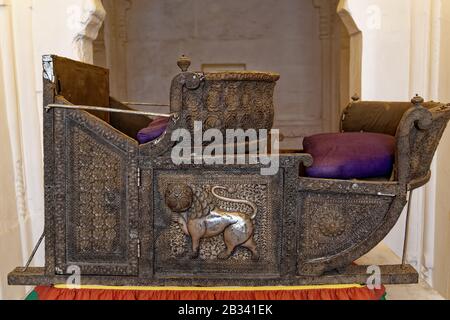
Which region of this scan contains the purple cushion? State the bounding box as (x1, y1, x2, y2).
(303, 132, 395, 180)
(137, 117, 170, 144)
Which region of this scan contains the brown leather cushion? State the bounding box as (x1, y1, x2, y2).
(342, 101, 441, 136)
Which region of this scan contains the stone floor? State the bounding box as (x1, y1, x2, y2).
(356, 243, 445, 300)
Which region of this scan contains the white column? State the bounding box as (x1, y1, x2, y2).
(102, 0, 131, 100)
(432, 0, 450, 298)
(403, 0, 431, 278)
(407, 0, 442, 285)
(423, 0, 442, 287)
(337, 0, 362, 100)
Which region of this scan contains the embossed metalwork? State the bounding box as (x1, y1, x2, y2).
(167, 55, 279, 135)
(69, 127, 122, 256)
(154, 171, 282, 277)
(317, 211, 346, 238)
(165, 184, 259, 261)
(182, 80, 276, 133)
(9, 55, 450, 287)
(53, 108, 140, 276)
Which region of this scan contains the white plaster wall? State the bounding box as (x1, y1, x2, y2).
(433, 0, 450, 299)
(346, 0, 413, 261)
(347, 0, 412, 101)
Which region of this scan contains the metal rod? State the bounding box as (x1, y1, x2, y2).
(22, 231, 45, 272)
(402, 190, 414, 267)
(377, 192, 397, 197)
(122, 101, 169, 107)
(45, 104, 172, 118)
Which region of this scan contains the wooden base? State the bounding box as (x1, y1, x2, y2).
(8, 264, 418, 287)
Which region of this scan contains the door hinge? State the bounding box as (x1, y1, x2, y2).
(137, 168, 141, 187)
(137, 239, 141, 258)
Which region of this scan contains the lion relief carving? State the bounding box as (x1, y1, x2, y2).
(164, 184, 259, 261)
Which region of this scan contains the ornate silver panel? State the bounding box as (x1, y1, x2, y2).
(152, 171, 282, 278)
(182, 80, 275, 132)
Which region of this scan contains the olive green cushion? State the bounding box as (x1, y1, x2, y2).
(342, 101, 441, 136)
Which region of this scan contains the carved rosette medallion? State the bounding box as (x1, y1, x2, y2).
(164, 183, 193, 213)
(317, 211, 346, 237)
(300, 194, 392, 260)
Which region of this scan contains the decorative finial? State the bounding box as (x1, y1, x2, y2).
(411, 94, 424, 106)
(177, 55, 191, 72)
(351, 93, 360, 102)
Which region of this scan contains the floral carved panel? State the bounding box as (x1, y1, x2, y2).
(53, 109, 139, 276)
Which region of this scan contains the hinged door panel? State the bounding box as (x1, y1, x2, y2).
(53, 108, 139, 276)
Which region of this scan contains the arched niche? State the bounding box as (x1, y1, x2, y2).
(94, 0, 362, 149)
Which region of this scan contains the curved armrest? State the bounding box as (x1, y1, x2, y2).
(394, 104, 433, 185)
(395, 102, 450, 188)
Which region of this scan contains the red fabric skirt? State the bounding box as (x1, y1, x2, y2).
(34, 285, 386, 300)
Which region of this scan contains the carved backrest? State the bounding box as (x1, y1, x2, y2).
(341, 98, 450, 188)
(169, 57, 280, 133)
